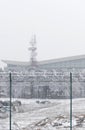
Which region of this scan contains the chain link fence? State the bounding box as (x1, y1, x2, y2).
(0, 72, 85, 130)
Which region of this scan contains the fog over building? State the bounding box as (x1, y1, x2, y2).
(1, 37, 85, 98)
(1, 37, 85, 99)
(2, 54, 85, 72)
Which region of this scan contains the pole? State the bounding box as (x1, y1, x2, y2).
(9, 73, 12, 130)
(70, 72, 72, 130)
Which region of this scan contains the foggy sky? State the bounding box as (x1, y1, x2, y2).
(0, 0, 85, 68)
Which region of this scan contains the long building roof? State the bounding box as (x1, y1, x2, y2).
(2, 54, 85, 66)
(2, 60, 29, 66)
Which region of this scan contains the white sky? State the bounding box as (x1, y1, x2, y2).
(0, 0, 85, 68)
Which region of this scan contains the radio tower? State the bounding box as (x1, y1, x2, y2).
(29, 35, 37, 69)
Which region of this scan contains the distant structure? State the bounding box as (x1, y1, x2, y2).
(1, 37, 85, 98)
(29, 35, 37, 70)
(2, 54, 85, 72)
(28, 35, 38, 97)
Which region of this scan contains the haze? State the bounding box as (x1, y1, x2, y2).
(0, 0, 85, 68)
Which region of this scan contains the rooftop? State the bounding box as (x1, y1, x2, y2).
(2, 54, 85, 66)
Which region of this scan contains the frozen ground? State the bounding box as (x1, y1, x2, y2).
(0, 98, 85, 130)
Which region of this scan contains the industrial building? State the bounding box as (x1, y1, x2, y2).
(1, 36, 85, 98)
(2, 54, 85, 72)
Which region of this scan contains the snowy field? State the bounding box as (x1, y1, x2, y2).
(0, 98, 85, 130)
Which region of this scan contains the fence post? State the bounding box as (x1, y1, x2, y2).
(9, 73, 12, 130)
(70, 72, 72, 130)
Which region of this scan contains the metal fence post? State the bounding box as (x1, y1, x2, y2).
(70, 72, 72, 130)
(9, 73, 12, 130)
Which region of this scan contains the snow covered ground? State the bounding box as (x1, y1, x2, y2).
(0, 98, 85, 130)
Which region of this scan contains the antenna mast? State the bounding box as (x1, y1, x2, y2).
(29, 35, 37, 69)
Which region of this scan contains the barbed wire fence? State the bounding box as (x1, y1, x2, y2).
(0, 72, 85, 130)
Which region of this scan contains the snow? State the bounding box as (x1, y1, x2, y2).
(0, 98, 85, 130)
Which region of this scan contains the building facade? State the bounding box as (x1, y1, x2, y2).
(2, 54, 85, 72)
(1, 54, 85, 98)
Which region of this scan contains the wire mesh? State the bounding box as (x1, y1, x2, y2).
(0, 72, 85, 130)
